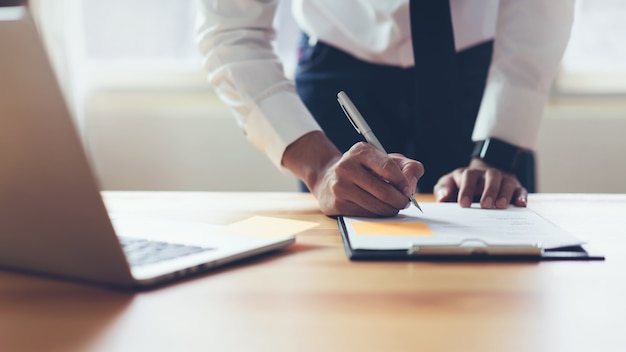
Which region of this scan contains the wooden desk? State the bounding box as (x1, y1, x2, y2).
(1, 192, 625, 352)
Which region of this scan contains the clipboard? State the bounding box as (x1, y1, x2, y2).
(337, 203, 605, 261)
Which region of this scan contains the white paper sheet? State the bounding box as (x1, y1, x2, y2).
(343, 203, 584, 250)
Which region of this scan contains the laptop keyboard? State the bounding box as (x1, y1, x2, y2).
(118, 237, 214, 267)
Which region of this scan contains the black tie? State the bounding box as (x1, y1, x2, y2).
(410, 0, 469, 192)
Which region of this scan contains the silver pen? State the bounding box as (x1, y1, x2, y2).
(337, 91, 423, 213)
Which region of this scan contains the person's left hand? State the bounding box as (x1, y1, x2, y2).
(433, 158, 527, 209)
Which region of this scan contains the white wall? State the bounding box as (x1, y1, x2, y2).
(85, 91, 299, 192)
(85, 90, 626, 193)
(536, 98, 626, 193)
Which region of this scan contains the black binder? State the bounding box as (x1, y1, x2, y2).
(337, 203, 605, 262)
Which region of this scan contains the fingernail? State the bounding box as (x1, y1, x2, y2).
(461, 196, 471, 207)
(403, 186, 412, 198)
(436, 188, 447, 201)
(519, 194, 527, 206)
(483, 196, 493, 209)
(496, 197, 508, 209)
(410, 177, 418, 188)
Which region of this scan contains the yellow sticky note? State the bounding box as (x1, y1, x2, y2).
(352, 222, 432, 236)
(220, 216, 319, 239)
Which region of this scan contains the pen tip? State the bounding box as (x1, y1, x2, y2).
(410, 194, 423, 213)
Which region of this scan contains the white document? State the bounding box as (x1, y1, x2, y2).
(343, 203, 583, 250)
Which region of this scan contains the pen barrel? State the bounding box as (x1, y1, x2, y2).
(362, 131, 387, 154)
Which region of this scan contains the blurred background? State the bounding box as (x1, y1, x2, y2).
(30, 0, 626, 193)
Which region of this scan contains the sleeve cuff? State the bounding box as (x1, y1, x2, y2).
(472, 77, 548, 150)
(246, 90, 322, 169)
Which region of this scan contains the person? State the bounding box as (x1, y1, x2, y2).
(196, 0, 574, 217)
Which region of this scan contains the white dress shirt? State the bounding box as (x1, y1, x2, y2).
(196, 0, 574, 168)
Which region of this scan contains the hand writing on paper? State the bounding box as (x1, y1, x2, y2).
(433, 158, 527, 209)
(282, 132, 424, 217)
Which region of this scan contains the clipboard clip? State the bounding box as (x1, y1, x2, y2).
(408, 239, 544, 257)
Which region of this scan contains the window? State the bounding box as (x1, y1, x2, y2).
(555, 0, 626, 95)
(81, 0, 206, 91)
(36, 0, 298, 93)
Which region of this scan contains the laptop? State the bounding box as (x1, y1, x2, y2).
(0, 6, 295, 289)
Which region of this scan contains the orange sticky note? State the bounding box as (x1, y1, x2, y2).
(220, 216, 319, 239)
(351, 222, 432, 236)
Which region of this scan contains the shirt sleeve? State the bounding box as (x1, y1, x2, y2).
(471, 0, 575, 150)
(195, 0, 321, 168)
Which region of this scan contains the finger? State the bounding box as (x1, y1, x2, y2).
(326, 200, 382, 218)
(512, 186, 528, 207)
(337, 145, 409, 212)
(355, 184, 405, 216)
(346, 144, 411, 206)
(390, 154, 424, 194)
(365, 150, 413, 197)
(494, 176, 519, 209)
(337, 193, 398, 217)
(351, 168, 410, 213)
(457, 169, 485, 208)
(325, 198, 378, 218)
(434, 174, 458, 202)
(321, 169, 400, 217)
(479, 168, 503, 209)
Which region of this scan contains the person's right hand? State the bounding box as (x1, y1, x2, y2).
(282, 131, 424, 217)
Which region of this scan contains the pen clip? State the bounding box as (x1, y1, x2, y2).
(337, 91, 385, 152)
(338, 99, 362, 135)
